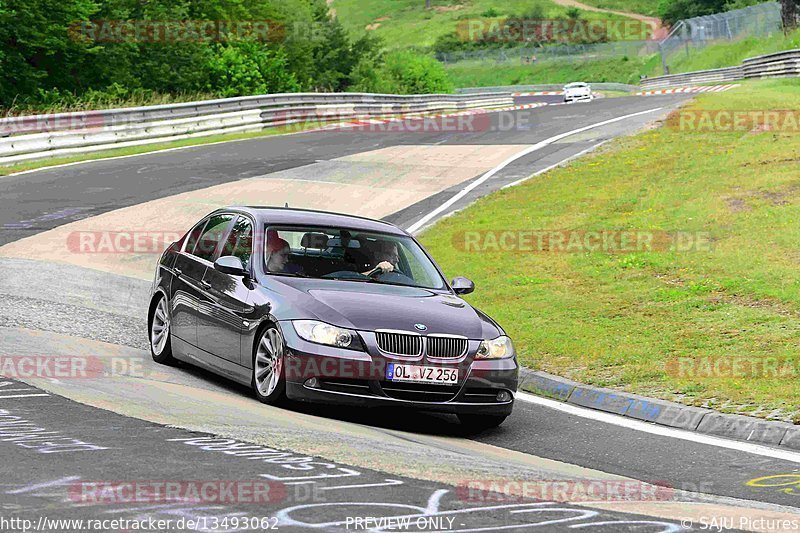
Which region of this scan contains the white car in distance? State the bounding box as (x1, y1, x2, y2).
(563, 82, 594, 103)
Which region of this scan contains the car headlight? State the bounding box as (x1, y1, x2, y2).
(293, 320, 357, 349)
(476, 336, 515, 359)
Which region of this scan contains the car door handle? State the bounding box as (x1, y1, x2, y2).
(200, 280, 212, 289)
(173, 268, 182, 278)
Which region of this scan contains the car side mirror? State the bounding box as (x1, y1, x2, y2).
(214, 256, 246, 277)
(451, 277, 475, 295)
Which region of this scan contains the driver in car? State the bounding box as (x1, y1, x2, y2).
(363, 240, 401, 276)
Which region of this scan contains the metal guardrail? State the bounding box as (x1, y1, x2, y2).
(0, 92, 513, 165)
(641, 48, 800, 89)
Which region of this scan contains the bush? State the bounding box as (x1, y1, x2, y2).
(351, 51, 453, 94)
(203, 43, 300, 98)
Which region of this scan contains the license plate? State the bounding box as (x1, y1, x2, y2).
(386, 363, 458, 385)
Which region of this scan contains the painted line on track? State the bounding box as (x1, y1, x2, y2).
(516, 391, 800, 464)
(406, 107, 664, 233)
(502, 140, 610, 189)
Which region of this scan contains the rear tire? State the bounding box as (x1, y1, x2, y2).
(252, 326, 287, 405)
(149, 294, 177, 365)
(458, 414, 507, 432)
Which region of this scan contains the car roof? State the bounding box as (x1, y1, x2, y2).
(213, 206, 408, 236)
(565, 82, 588, 87)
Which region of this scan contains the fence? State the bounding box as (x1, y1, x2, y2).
(0, 92, 513, 166)
(436, 40, 661, 66)
(641, 48, 800, 88)
(658, 2, 783, 74)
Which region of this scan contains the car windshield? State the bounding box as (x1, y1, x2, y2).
(263, 226, 446, 289)
(565, 83, 587, 89)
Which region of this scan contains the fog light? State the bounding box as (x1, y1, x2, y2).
(305, 377, 320, 388)
(496, 390, 512, 402)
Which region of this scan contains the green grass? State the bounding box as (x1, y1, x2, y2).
(1, 90, 217, 116)
(447, 54, 661, 86)
(333, 0, 646, 50)
(658, 28, 800, 76)
(420, 78, 800, 420)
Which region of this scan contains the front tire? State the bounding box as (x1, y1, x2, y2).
(458, 414, 507, 432)
(252, 326, 286, 405)
(149, 294, 176, 365)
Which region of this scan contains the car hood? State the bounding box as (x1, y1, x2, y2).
(267, 278, 501, 339)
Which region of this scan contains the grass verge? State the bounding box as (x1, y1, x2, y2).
(658, 28, 800, 76)
(448, 54, 661, 87)
(420, 78, 800, 421)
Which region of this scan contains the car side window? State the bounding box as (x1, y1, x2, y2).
(184, 219, 208, 255)
(192, 214, 234, 262)
(221, 216, 253, 268)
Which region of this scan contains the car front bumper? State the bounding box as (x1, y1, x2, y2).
(280, 322, 518, 416)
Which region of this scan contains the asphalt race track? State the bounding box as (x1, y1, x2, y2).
(2, 94, 799, 532)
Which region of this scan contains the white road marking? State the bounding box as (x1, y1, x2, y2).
(319, 479, 404, 491)
(6, 476, 81, 495)
(516, 391, 800, 464)
(0, 393, 50, 399)
(406, 107, 664, 233)
(502, 140, 609, 189)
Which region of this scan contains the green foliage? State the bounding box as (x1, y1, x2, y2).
(0, 0, 101, 104)
(203, 43, 300, 97)
(351, 51, 453, 94)
(566, 7, 582, 19)
(0, 0, 445, 111)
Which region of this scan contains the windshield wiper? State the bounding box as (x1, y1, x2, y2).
(324, 276, 378, 283)
(267, 272, 310, 278)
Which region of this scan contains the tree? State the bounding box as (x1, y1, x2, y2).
(782, 0, 798, 32)
(658, 0, 727, 26)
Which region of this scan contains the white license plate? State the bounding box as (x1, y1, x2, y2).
(386, 364, 458, 385)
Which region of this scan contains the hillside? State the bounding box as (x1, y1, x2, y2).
(331, 0, 651, 50)
(662, 28, 800, 75)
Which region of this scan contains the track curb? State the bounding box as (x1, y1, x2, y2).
(518, 367, 800, 450)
